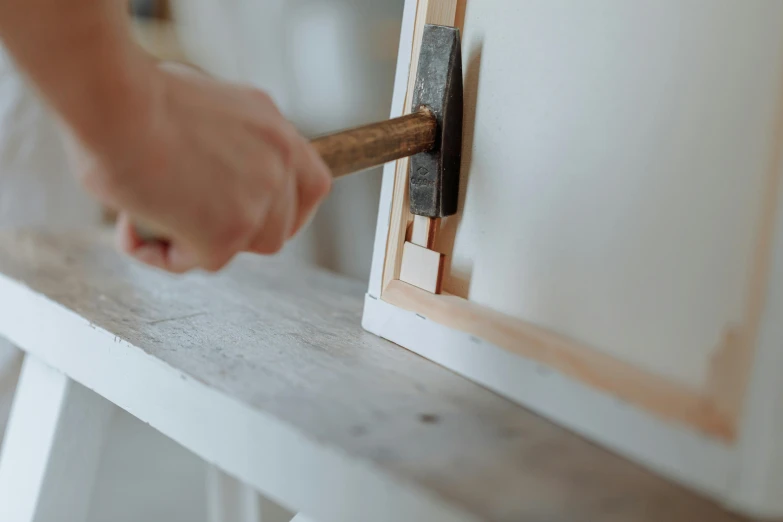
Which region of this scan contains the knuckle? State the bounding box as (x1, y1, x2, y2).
(246, 87, 286, 119)
(267, 232, 286, 253)
(271, 128, 296, 172)
(313, 169, 332, 198)
(224, 213, 256, 249)
(254, 121, 297, 175)
(201, 252, 232, 272)
(301, 168, 332, 206)
(261, 170, 280, 194)
(115, 226, 134, 255)
(204, 212, 256, 271)
(204, 232, 247, 270)
(248, 87, 274, 106)
(254, 234, 285, 255)
(262, 165, 288, 193)
(168, 262, 194, 275)
(78, 161, 116, 199)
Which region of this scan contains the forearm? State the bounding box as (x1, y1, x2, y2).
(0, 0, 155, 153)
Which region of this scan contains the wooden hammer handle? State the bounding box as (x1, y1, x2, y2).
(134, 108, 437, 243)
(312, 107, 437, 178)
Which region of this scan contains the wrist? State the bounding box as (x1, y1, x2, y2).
(70, 51, 162, 160)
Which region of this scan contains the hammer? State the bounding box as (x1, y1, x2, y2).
(136, 24, 462, 241)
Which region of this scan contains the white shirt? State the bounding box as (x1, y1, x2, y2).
(0, 47, 101, 229)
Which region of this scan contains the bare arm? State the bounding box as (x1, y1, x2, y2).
(0, 0, 152, 155)
(0, 0, 331, 272)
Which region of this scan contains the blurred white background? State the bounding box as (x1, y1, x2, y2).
(0, 1, 404, 520)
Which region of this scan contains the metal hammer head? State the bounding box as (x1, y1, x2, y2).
(409, 24, 463, 218)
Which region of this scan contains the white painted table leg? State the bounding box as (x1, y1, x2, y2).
(207, 465, 261, 522)
(206, 466, 294, 522)
(0, 355, 114, 522)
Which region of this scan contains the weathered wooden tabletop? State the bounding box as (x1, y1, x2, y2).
(0, 229, 756, 522)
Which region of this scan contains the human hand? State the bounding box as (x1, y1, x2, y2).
(74, 63, 331, 272)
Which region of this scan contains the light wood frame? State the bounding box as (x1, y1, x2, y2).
(373, 0, 783, 443)
(364, 0, 783, 514)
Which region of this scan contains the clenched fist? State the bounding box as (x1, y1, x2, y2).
(77, 64, 332, 272)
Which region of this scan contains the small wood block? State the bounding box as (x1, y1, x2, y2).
(410, 215, 436, 248)
(399, 242, 444, 294)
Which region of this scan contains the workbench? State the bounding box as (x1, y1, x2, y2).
(0, 230, 757, 521)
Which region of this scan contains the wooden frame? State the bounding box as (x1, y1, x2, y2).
(371, 0, 783, 442)
(364, 0, 783, 515)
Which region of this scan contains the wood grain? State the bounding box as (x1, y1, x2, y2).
(381, 0, 459, 290)
(0, 229, 756, 522)
(410, 215, 437, 248)
(383, 279, 735, 441)
(399, 241, 444, 293)
(312, 109, 437, 178)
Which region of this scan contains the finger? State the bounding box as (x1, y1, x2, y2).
(247, 171, 297, 255)
(131, 240, 201, 274)
(290, 139, 331, 237)
(116, 213, 147, 253)
(166, 242, 201, 273)
(116, 213, 167, 269)
(116, 213, 200, 273)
